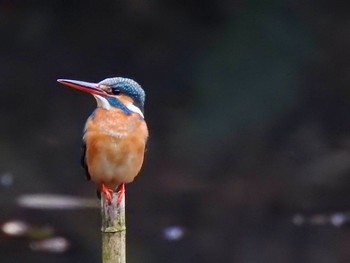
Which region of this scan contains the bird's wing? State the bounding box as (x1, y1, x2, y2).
(81, 142, 91, 180)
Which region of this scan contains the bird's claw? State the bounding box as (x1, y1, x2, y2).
(101, 183, 113, 204)
(117, 183, 125, 205)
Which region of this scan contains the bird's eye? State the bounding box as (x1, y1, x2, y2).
(111, 87, 121, 95)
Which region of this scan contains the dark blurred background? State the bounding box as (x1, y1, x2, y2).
(1, 0, 350, 262)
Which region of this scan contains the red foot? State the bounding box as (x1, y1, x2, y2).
(101, 183, 113, 204)
(117, 184, 125, 205)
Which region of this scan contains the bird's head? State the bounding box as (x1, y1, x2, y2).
(57, 77, 145, 117)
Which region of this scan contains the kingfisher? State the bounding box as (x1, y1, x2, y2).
(57, 77, 148, 205)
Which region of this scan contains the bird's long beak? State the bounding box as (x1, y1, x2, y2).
(57, 79, 106, 96)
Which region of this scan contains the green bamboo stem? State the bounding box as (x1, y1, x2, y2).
(101, 192, 126, 263)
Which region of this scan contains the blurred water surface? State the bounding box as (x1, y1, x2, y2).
(1, 1, 350, 262)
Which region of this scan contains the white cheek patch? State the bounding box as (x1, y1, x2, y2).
(126, 103, 144, 118)
(93, 95, 111, 110)
(92, 95, 144, 118)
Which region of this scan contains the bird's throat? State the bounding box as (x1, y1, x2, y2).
(93, 95, 111, 110)
(93, 95, 143, 118)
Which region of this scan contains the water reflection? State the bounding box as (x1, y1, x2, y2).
(17, 194, 99, 209)
(30, 237, 70, 253)
(293, 212, 350, 227)
(163, 225, 185, 241)
(2, 220, 28, 237)
(0, 173, 13, 187)
(2, 220, 70, 254)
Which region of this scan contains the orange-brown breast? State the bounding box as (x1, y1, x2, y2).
(83, 107, 148, 190)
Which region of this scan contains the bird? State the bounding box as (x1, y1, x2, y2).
(57, 77, 148, 205)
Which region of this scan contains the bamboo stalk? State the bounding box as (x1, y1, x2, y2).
(101, 192, 126, 263)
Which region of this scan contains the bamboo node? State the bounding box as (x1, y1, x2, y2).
(101, 226, 126, 233)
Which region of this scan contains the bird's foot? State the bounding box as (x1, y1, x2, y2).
(101, 183, 113, 204)
(117, 183, 125, 205)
